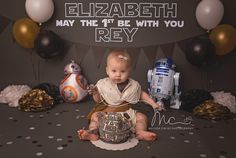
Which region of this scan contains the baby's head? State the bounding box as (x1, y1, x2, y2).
(106, 50, 132, 84)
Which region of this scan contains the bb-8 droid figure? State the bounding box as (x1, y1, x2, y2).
(60, 60, 88, 103)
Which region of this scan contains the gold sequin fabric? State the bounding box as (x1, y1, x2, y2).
(193, 100, 231, 120)
(18, 89, 54, 112)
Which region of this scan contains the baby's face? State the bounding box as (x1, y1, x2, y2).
(106, 58, 130, 84)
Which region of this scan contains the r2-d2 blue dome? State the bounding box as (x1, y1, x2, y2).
(147, 58, 181, 109)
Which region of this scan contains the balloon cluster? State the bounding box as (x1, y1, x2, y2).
(12, 0, 63, 59)
(186, 0, 236, 66)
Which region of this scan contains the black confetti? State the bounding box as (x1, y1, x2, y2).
(68, 140, 73, 143)
(219, 151, 228, 155)
(13, 119, 18, 122)
(62, 144, 68, 147)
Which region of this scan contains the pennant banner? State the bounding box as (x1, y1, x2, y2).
(66, 37, 196, 67)
(75, 43, 90, 64)
(177, 38, 193, 53)
(160, 42, 175, 58)
(142, 46, 158, 67)
(126, 47, 141, 69)
(60, 39, 74, 59)
(91, 46, 108, 68)
(0, 15, 11, 35)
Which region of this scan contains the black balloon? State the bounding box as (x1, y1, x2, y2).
(185, 36, 215, 67)
(34, 30, 63, 59)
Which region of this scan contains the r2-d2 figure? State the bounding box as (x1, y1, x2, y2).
(147, 58, 181, 109)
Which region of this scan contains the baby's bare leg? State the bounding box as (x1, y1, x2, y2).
(78, 112, 99, 141)
(135, 112, 157, 141)
(89, 112, 100, 130)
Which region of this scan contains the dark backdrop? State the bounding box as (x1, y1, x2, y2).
(0, 0, 236, 95)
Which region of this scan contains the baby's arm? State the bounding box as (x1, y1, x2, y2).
(140, 91, 163, 110)
(92, 92, 101, 103)
(87, 84, 101, 103)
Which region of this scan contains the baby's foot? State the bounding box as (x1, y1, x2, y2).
(136, 131, 157, 141)
(78, 129, 99, 141)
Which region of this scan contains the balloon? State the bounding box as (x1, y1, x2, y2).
(210, 24, 236, 55)
(34, 30, 63, 59)
(25, 0, 54, 24)
(12, 18, 39, 48)
(185, 37, 215, 67)
(60, 61, 88, 103)
(196, 0, 224, 30)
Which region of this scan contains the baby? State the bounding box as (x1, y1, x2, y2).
(78, 50, 164, 141)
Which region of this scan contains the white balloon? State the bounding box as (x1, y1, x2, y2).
(196, 0, 224, 30)
(25, 0, 54, 24)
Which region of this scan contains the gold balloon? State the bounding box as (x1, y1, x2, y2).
(210, 24, 236, 55)
(12, 18, 39, 48)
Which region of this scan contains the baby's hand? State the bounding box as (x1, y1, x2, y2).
(87, 84, 98, 95)
(153, 104, 166, 111)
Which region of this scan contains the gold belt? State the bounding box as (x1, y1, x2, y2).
(103, 104, 131, 112)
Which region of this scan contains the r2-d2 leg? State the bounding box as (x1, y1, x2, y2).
(170, 72, 181, 109)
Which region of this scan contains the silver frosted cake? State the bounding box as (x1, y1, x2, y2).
(98, 112, 132, 144)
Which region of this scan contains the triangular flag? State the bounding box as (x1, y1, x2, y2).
(92, 46, 108, 68)
(160, 42, 175, 58)
(142, 45, 158, 67)
(156, 46, 165, 59)
(11, 20, 16, 43)
(126, 47, 141, 69)
(57, 38, 74, 60)
(177, 38, 193, 53)
(75, 43, 90, 64)
(0, 15, 11, 35)
(172, 44, 192, 67)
